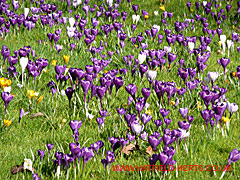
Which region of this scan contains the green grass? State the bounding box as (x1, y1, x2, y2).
(0, 0, 240, 179)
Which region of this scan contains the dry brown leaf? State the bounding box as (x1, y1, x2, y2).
(11, 165, 24, 174)
(121, 143, 136, 155)
(146, 146, 154, 155)
(30, 112, 45, 118)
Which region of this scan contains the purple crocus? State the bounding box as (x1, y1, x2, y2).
(1, 92, 14, 115)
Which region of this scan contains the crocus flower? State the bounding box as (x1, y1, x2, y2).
(220, 149, 240, 179)
(207, 72, 218, 86)
(218, 57, 230, 75)
(1, 92, 13, 115)
(23, 159, 33, 172)
(227, 102, 238, 117)
(179, 108, 188, 119)
(131, 120, 144, 135)
(148, 134, 162, 151)
(65, 87, 74, 108)
(101, 151, 115, 169)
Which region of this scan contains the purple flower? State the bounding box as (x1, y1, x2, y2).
(1, 92, 14, 115)
(179, 108, 188, 119)
(101, 151, 115, 168)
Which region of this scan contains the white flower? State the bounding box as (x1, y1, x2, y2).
(20, 57, 28, 72)
(207, 46, 211, 52)
(146, 70, 157, 81)
(207, 72, 218, 83)
(145, 102, 150, 111)
(66, 26, 76, 39)
(154, 11, 159, 16)
(202, 1, 207, 7)
(178, 128, 190, 140)
(227, 102, 238, 113)
(164, 46, 172, 53)
(188, 42, 195, 51)
(87, 112, 94, 119)
(132, 14, 140, 24)
(138, 53, 146, 64)
(4, 86, 11, 93)
(226, 40, 233, 50)
(24, 8, 29, 19)
(131, 121, 144, 135)
(220, 35, 226, 43)
(23, 159, 33, 172)
(73, 0, 82, 8)
(61, 89, 65, 96)
(153, 24, 160, 31)
(106, 0, 113, 7)
(69, 17, 75, 27)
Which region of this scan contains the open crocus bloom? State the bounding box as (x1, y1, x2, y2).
(146, 70, 157, 81)
(207, 72, 218, 83)
(23, 159, 33, 172)
(132, 15, 140, 24)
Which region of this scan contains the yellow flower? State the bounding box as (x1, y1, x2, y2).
(4, 119, 12, 127)
(190, 9, 194, 12)
(218, 41, 222, 47)
(104, 70, 108, 73)
(232, 72, 238, 78)
(232, 25, 235, 29)
(197, 101, 202, 109)
(171, 101, 175, 106)
(37, 96, 44, 104)
(160, 5, 165, 11)
(51, 60, 57, 66)
(27, 90, 39, 99)
(176, 86, 181, 90)
(11, 93, 16, 97)
(60, 119, 67, 129)
(144, 15, 149, 19)
(63, 55, 70, 64)
(135, 44, 139, 48)
(222, 116, 230, 124)
(0, 77, 11, 89)
(166, 64, 171, 69)
(146, 109, 153, 115)
(121, 86, 124, 91)
(156, 68, 159, 72)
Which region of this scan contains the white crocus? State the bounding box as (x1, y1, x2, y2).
(227, 102, 238, 114)
(207, 72, 218, 83)
(188, 42, 195, 51)
(227, 40, 234, 57)
(69, 17, 75, 27)
(153, 24, 160, 31)
(20, 57, 28, 86)
(73, 0, 82, 8)
(138, 53, 146, 64)
(61, 89, 66, 96)
(146, 70, 157, 81)
(164, 46, 172, 53)
(106, 0, 113, 7)
(207, 46, 211, 52)
(24, 8, 29, 19)
(220, 35, 226, 54)
(132, 15, 140, 24)
(154, 11, 159, 16)
(178, 128, 190, 140)
(4, 86, 11, 93)
(66, 26, 76, 39)
(202, 1, 207, 7)
(23, 159, 33, 172)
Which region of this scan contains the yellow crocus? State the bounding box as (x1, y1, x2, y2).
(144, 15, 149, 19)
(63, 55, 70, 64)
(51, 60, 57, 66)
(222, 116, 230, 124)
(160, 5, 165, 11)
(37, 96, 44, 104)
(4, 119, 12, 127)
(27, 90, 39, 99)
(104, 70, 108, 73)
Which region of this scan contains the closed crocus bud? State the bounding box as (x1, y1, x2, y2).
(138, 53, 146, 64)
(207, 72, 218, 83)
(20, 57, 29, 71)
(228, 149, 240, 164)
(69, 17, 75, 27)
(24, 8, 30, 19)
(179, 108, 188, 119)
(188, 42, 195, 51)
